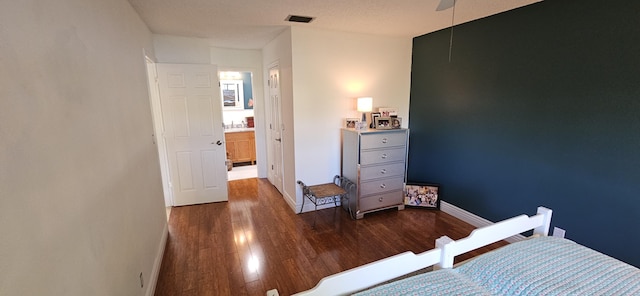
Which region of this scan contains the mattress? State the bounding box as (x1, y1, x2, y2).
(352, 267, 491, 296)
(354, 236, 640, 295)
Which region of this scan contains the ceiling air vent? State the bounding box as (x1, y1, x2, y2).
(285, 15, 314, 23)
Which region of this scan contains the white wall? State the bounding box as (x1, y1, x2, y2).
(0, 1, 167, 295)
(291, 27, 413, 212)
(153, 34, 212, 64)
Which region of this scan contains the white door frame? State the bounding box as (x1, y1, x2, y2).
(145, 54, 174, 206)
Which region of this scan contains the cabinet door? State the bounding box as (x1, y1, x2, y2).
(225, 140, 236, 161)
(250, 137, 256, 164)
(233, 136, 253, 162)
(225, 131, 255, 163)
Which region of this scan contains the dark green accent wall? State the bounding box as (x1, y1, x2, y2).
(242, 72, 254, 109)
(408, 0, 640, 266)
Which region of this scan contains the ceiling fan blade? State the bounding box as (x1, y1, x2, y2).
(436, 0, 455, 11)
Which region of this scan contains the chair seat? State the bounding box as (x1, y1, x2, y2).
(307, 183, 346, 198)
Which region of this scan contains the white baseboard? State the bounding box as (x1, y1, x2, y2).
(282, 190, 298, 213)
(440, 201, 525, 243)
(146, 222, 168, 296)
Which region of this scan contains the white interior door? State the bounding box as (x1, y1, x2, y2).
(145, 57, 173, 206)
(268, 66, 284, 193)
(157, 63, 228, 206)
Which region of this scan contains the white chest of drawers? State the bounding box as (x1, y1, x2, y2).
(342, 128, 408, 219)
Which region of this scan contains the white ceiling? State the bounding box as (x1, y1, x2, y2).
(127, 0, 541, 49)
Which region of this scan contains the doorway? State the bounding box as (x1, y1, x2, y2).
(220, 70, 258, 181)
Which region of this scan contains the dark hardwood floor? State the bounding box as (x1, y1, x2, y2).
(154, 178, 506, 296)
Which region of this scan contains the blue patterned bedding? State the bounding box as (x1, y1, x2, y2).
(354, 236, 640, 295)
(352, 268, 492, 296)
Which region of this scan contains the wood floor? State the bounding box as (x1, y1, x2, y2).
(154, 178, 506, 296)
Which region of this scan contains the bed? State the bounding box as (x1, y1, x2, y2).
(266, 207, 640, 296)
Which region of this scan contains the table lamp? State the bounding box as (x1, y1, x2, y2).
(357, 97, 373, 129)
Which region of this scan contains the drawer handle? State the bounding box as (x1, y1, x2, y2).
(380, 169, 387, 174)
(380, 183, 386, 189)
(381, 138, 388, 144)
(378, 197, 384, 202)
(381, 153, 388, 159)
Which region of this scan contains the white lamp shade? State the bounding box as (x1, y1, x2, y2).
(357, 97, 373, 112)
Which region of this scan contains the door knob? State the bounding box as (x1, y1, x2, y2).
(275, 138, 282, 142)
(213, 140, 222, 146)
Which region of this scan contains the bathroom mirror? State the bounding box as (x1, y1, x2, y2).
(220, 71, 253, 110)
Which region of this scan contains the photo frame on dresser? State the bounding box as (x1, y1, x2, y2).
(370, 112, 381, 128)
(374, 117, 392, 129)
(345, 118, 359, 129)
(404, 183, 440, 209)
(390, 117, 402, 129)
(378, 107, 397, 118)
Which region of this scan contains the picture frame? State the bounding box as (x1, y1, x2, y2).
(404, 183, 440, 209)
(345, 118, 359, 129)
(390, 117, 402, 129)
(370, 112, 381, 128)
(378, 107, 397, 118)
(355, 121, 368, 130)
(374, 117, 392, 129)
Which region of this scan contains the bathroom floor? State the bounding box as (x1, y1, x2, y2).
(228, 164, 257, 181)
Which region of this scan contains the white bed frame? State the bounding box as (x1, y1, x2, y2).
(267, 207, 552, 296)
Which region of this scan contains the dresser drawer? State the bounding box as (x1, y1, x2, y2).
(360, 162, 406, 181)
(360, 131, 407, 150)
(359, 191, 403, 212)
(360, 147, 406, 165)
(359, 176, 404, 196)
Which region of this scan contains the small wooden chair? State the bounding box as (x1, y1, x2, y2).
(297, 175, 354, 217)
